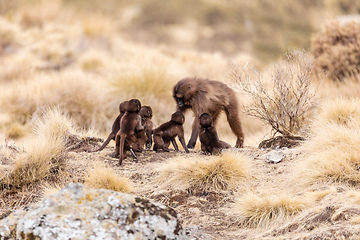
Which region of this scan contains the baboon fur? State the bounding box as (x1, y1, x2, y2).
(199, 113, 231, 155)
(138, 106, 154, 150)
(115, 99, 144, 165)
(153, 111, 189, 153)
(173, 77, 244, 148)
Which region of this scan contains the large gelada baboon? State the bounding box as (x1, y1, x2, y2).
(89, 101, 128, 152)
(115, 99, 144, 165)
(199, 113, 231, 155)
(173, 77, 244, 148)
(153, 111, 189, 153)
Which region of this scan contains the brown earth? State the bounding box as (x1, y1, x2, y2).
(2, 136, 360, 239)
(67, 137, 360, 239)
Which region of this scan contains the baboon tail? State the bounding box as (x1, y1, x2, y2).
(119, 133, 127, 165)
(91, 133, 115, 152)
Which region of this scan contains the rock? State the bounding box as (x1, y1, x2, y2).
(258, 135, 304, 149)
(265, 151, 286, 163)
(0, 183, 185, 240)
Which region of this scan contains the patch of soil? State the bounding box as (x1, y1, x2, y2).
(3, 135, 360, 240)
(258, 135, 305, 149)
(66, 134, 103, 152)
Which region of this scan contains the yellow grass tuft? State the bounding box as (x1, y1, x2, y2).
(347, 190, 360, 205)
(350, 216, 360, 224)
(79, 50, 107, 71)
(0, 71, 111, 135)
(0, 108, 72, 188)
(6, 122, 28, 139)
(3, 135, 67, 188)
(157, 151, 252, 192)
(235, 191, 310, 228)
(85, 163, 134, 193)
(41, 182, 65, 198)
(313, 98, 360, 128)
(81, 13, 116, 38)
(0, 18, 20, 53)
(292, 98, 360, 186)
(308, 188, 336, 202)
(107, 66, 174, 99)
(33, 107, 75, 141)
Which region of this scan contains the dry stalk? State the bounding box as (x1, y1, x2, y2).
(232, 50, 318, 137)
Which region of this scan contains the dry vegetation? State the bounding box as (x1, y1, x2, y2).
(1, 0, 360, 239)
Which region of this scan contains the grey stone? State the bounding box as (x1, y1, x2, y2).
(0, 183, 185, 240)
(265, 151, 286, 163)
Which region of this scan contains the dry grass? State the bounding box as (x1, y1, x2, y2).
(32, 108, 75, 141)
(157, 151, 252, 193)
(5, 137, 67, 188)
(85, 163, 134, 193)
(0, 108, 73, 188)
(2, 1, 360, 238)
(292, 98, 360, 186)
(233, 50, 318, 137)
(235, 191, 311, 228)
(312, 98, 360, 128)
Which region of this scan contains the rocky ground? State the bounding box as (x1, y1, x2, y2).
(2, 136, 360, 239)
(68, 137, 360, 239)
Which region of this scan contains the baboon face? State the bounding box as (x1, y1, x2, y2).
(139, 106, 153, 118)
(127, 99, 141, 113)
(171, 111, 185, 124)
(119, 101, 129, 113)
(199, 113, 213, 127)
(173, 79, 196, 109)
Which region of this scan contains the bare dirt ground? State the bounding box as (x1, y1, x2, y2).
(70, 138, 360, 239)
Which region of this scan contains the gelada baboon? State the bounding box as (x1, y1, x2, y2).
(199, 113, 231, 155)
(173, 77, 244, 148)
(153, 111, 189, 153)
(138, 106, 154, 149)
(89, 101, 128, 152)
(115, 99, 144, 165)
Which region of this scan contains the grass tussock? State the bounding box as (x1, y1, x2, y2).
(0, 71, 112, 136)
(0, 108, 72, 188)
(33, 108, 75, 141)
(85, 163, 134, 193)
(157, 151, 252, 193)
(2, 134, 67, 188)
(312, 98, 360, 128)
(79, 50, 108, 71)
(235, 191, 311, 228)
(292, 98, 360, 186)
(0, 18, 20, 54)
(106, 62, 176, 100)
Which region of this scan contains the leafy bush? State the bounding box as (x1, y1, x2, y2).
(311, 19, 360, 81)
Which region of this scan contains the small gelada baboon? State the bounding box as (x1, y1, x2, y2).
(153, 111, 189, 153)
(138, 106, 154, 150)
(115, 99, 144, 165)
(199, 113, 231, 155)
(173, 77, 244, 148)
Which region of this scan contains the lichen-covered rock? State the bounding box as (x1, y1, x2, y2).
(0, 183, 185, 239)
